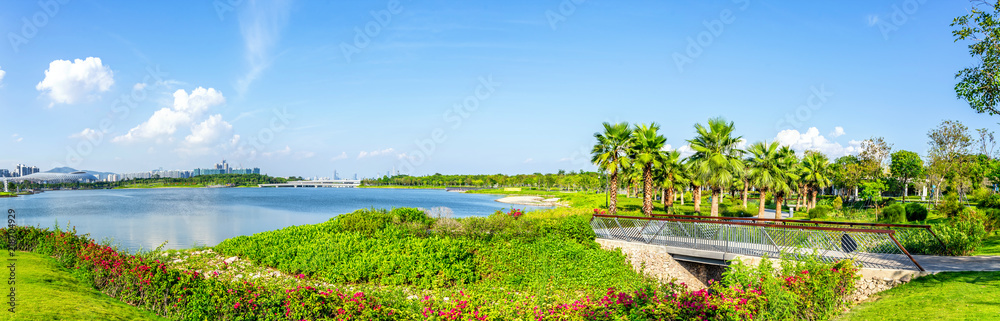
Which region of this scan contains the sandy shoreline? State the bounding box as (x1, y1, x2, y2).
(495, 196, 565, 207)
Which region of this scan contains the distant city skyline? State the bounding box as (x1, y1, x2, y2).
(0, 1, 996, 177)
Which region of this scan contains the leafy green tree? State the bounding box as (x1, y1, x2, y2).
(927, 120, 973, 202)
(591, 122, 633, 214)
(952, 1, 1000, 115)
(687, 117, 745, 217)
(890, 150, 924, 203)
(629, 123, 667, 216)
(860, 180, 888, 220)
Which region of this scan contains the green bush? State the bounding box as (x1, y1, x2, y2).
(722, 205, 755, 218)
(972, 188, 993, 204)
(904, 202, 928, 222)
(722, 256, 859, 320)
(978, 193, 1000, 209)
(808, 205, 832, 219)
(935, 209, 988, 256)
(832, 196, 843, 210)
(983, 208, 1000, 234)
(938, 193, 964, 218)
(883, 203, 907, 223)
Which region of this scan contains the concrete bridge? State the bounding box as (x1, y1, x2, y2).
(258, 179, 361, 188)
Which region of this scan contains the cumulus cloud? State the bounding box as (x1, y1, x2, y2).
(185, 114, 233, 145)
(114, 87, 225, 143)
(663, 144, 696, 158)
(69, 128, 97, 139)
(331, 152, 348, 161)
(829, 126, 846, 138)
(774, 127, 861, 158)
(0, 65, 5, 85)
(358, 148, 396, 159)
(36, 57, 114, 106)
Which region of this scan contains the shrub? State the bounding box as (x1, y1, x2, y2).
(983, 208, 1000, 234)
(935, 209, 988, 256)
(722, 205, 754, 218)
(938, 193, 964, 218)
(808, 205, 833, 219)
(904, 202, 928, 222)
(832, 196, 843, 210)
(972, 188, 993, 204)
(883, 203, 907, 223)
(978, 193, 1000, 209)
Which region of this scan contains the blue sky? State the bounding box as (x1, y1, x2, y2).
(0, 0, 993, 178)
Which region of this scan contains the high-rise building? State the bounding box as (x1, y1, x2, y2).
(193, 160, 259, 176)
(14, 164, 39, 177)
(0, 169, 9, 177)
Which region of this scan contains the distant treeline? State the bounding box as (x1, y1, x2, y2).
(361, 171, 606, 190)
(14, 174, 288, 189)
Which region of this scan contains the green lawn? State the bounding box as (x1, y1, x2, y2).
(0, 251, 165, 321)
(974, 233, 1000, 256)
(838, 272, 1000, 320)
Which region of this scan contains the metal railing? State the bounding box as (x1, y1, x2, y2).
(592, 214, 925, 271)
(650, 214, 945, 255)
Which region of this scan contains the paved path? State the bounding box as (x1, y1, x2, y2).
(913, 255, 1000, 272)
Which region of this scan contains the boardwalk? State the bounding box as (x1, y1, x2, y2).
(591, 214, 1000, 272)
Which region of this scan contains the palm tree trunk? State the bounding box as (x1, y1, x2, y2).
(666, 188, 675, 209)
(775, 194, 784, 219)
(710, 188, 721, 217)
(693, 187, 702, 213)
(811, 189, 818, 209)
(679, 188, 685, 205)
(757, 189, 767, 218)
(741, 181, 749, 208)
(643, 165, 653, 216)
(609, 172, 619, 214)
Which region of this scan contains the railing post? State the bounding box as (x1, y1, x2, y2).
(888, 231, 925, 271)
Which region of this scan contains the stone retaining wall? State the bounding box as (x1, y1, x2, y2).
(596, 238, 707, 289)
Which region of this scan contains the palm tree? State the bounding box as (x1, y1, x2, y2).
(686, 118, 745, 217)
(591, 122, 632, 214)
(772, 146, 800, 219)
(683, 162, 704, 213)
(801, 151, 832, 210)
(657, 150, 685, 213)
(629, 123, 667, 216)
(747, 141, 780, 218)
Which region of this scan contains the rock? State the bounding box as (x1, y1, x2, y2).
(224, 256, 238, 264)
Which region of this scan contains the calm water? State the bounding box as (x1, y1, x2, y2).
(1, 188, 548, 251)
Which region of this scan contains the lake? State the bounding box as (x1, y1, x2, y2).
(1, 188, 548, 251)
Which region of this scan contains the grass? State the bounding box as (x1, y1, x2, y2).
(0, 251, 166, 321)
(837, 271, 1000, 320)
(974, 233, 1000, 256)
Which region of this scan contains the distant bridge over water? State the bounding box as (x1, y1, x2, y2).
(259, 179, 361, 188)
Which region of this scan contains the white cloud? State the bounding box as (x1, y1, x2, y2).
(11, 134, 22, 143)
(523, 158, 534, 163)
(263, 145, 292, 157)
(69, 128, 97, 139)
(295, 151, 316, 159)
(829, 126, 846, 138)
(114, 87, 225, 143)
(185, 114, 233, 145)
(236, 0, 291, 95)
(358, 148, 396, 159)
(774, 127, 861, 158)
(0, 65, 6, 85)
(133, 83, 146, 91)
(664, 144, 696, 158)
(36, 57, 114, 106)
(331, 152, 348, 161)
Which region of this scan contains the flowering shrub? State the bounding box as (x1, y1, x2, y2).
(593, 208, 607, 215)
(2, 215, 861, 320)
